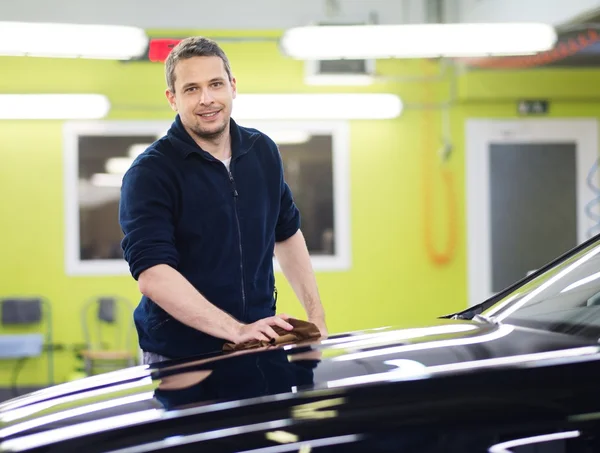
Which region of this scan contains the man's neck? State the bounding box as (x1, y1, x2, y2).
(188, 124, 232, 161)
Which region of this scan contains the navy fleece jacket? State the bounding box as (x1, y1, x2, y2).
(119, 115, 300, 359)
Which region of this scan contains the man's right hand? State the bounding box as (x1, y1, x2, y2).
(235, 314, 294, 343)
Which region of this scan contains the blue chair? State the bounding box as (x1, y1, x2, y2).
(0, 297, 54, 393)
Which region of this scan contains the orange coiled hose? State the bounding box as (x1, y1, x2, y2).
(421, 60, 458, 266)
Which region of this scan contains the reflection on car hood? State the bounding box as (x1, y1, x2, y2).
(1, 319, 598, 450)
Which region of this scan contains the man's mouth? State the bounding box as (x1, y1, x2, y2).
(198, 111, 220, 118)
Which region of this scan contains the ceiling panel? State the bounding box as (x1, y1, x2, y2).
(0, 0, 425, 29)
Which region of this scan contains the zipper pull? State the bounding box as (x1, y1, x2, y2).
(229, 171, 238, 197)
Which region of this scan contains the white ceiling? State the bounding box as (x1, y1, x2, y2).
(1, 0, 599, 30)
(454, 0, 600, 26)
(0, 0, 426, 29)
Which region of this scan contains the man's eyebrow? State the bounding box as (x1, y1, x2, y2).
(182, 78, 224, 89)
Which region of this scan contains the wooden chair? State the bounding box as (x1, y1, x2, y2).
(80, 296, 137, 375)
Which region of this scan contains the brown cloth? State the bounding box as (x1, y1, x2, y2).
(223, 318, 322, 352)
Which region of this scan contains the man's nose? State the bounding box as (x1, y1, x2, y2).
(199, 89, 214, 105)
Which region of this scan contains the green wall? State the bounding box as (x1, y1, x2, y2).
(1, 29, 600, 386)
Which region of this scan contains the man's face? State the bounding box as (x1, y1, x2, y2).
(166, 56, 237, 141)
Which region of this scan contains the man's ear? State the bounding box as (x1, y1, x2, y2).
(231, 77, 237, 99)
(165, 89, 178, 112)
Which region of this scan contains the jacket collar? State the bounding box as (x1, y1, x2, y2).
(167, 114, 260, 161)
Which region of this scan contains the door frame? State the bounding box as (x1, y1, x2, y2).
(465, 118, 599, 307)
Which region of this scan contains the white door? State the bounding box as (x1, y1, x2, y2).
(466, 118, 599, 307)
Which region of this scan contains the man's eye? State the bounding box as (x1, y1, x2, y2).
(212, 82, 223, 87)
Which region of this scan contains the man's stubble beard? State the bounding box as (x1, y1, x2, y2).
(190, 118, 228, 141)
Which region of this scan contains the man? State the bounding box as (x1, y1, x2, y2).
(119, 36, 327, 364)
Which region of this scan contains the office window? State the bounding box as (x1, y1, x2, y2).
(64, 120, 350, 276)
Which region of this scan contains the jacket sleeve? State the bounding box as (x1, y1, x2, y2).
(119, 162, 179, 280)
(274, 146, 301, 242)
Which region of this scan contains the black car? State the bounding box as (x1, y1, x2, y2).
(3, 233, 600, 452)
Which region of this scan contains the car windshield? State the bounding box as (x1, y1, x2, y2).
(481, 236, 600, 339)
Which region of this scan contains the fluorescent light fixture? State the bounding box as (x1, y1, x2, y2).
(91, 173, 123, 187)
(233, 93, 402, 119)
(266, 130, 311, 145)
(0, 94, 110, 119)
(105, 157, 134, 175)
(128, 143, 151, 158)
(78, 178, 120, 208)
(281, 23, 557, 59)
(0, 22, 148, 59)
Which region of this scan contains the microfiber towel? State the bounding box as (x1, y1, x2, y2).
(223, 318, 322, 352)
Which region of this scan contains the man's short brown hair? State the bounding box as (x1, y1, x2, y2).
(165, 36, 233, 93)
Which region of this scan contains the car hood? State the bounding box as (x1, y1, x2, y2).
(1, 319, 598, 449)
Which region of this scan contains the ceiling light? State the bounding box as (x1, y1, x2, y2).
(90, 173, 124, 188)
(233, 93, 402, 120)
(280, 23, 557, 60)
(0, 22, 148, 59)
(78, 178, 121, 208)
(0, 94, 110, 119)
(128, 143, 151, 158)
(105, 157, 134, 175)
(264, 130, 311, 145)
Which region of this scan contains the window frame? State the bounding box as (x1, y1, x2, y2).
(63, 119, 351, 276)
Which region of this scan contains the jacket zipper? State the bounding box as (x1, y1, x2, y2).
(228, 169, 247, 319)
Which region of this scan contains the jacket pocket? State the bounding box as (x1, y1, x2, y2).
(149, 315, 171, 332)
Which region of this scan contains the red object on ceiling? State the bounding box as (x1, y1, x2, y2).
(460, 29, 600, 69)
(148, 39, 183, 62)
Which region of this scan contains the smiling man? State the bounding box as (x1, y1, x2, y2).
(119, 37, 327, 364)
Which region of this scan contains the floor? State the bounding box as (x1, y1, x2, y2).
(0, 386, 44, 403)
